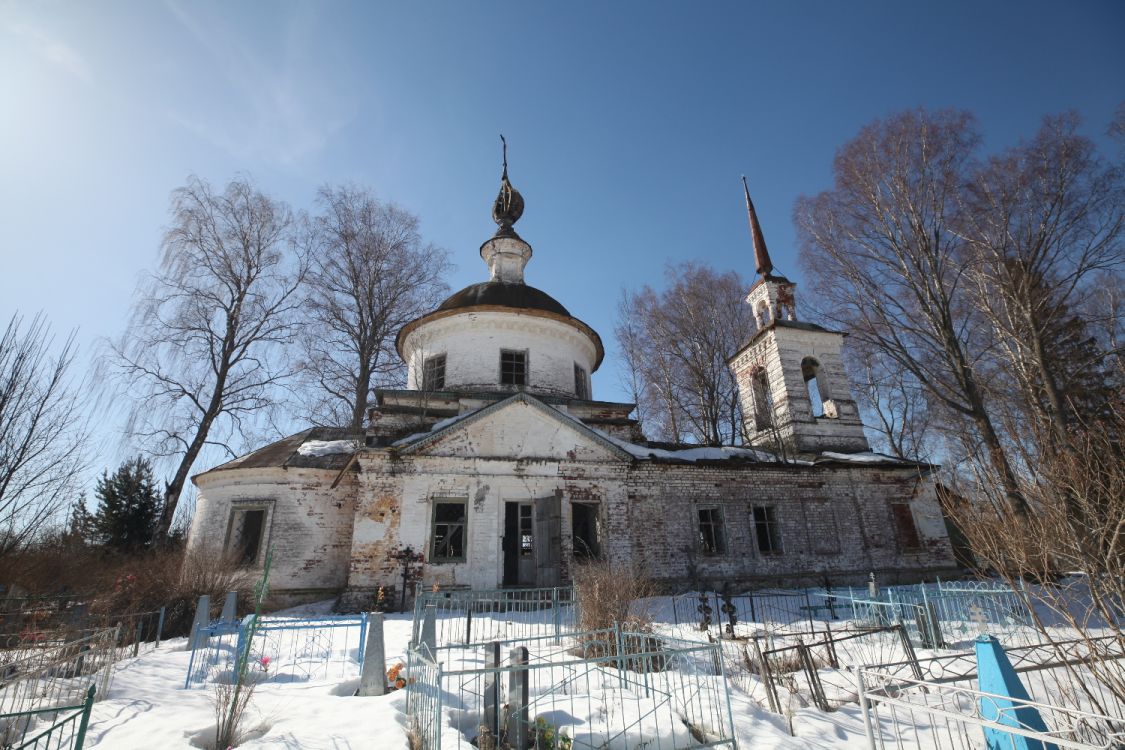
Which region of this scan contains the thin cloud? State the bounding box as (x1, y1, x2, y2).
(162, 0, 354, 166)
(6, 21, 93, 83)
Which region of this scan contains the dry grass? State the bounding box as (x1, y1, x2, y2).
(572, 560, 657, 633)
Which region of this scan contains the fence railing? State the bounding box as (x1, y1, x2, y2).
(855, 666, 1125, 750)
(184, 614, 368, 688)
(406, 625, 737, 750)
(410, 586, 576, 649)
(0, 685, 95, 750)
(0, 627, 117, 717)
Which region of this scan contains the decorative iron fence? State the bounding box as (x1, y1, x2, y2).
(0, 627, 117, 717)
(184, 614, 368, 688)
(855, 666, 1125, 750)
(0, 685, 95, 750)
(666, 589, 844, 638)
(406, 625, 737, 750)
(410, 586, 576, 649)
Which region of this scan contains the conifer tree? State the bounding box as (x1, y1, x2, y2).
(88, 457, 161, 553)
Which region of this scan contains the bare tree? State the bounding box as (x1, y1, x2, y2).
(846, 339, 934, 461)
(962, 113, 1124, 444)
(615, 263, 754, 446)
(109, 176, 308, 539)
(795, 108, 1030, 516)
(296, 185, 451, 428)
(0, 312, 88, 555)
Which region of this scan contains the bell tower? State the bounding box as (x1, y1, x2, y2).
(729, 177, 870, 455)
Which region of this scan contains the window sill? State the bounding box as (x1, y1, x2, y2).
(428, 558, 465, 565)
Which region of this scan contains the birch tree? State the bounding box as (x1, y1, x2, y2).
(0, 313, 88, 555)
(110, 176, 308, 539)
(296, 185, 450, 428)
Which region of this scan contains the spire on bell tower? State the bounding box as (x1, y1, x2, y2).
(481, 135, 533, 283)
(742, 175, 773, 278)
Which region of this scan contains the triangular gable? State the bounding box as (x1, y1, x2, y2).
(395, 393, 633, 462)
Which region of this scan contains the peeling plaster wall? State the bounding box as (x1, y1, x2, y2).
(189, 468, 357, 603)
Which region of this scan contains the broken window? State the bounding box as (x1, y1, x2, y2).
(753, 505, 783, 555)
(802, 357, 829, 418)
(431, 499, 467, 562)
(697, 506, 726, 555)
(752, 369, 774, 430)
(571, 503, 600, 559)
(890, 503, 921, 551)
(500, 350, 527, 386)
(574, 363, 590, 399)
(422, 354, 446, 391)
(225, 505, 268, 567)
(518, 503, 534, 557)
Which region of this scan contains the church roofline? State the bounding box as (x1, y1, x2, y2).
(191, 426, 362, 483)
(390, 391, 634, 460)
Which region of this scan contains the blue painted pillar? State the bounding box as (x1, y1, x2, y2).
(974, 635, 1058, 750)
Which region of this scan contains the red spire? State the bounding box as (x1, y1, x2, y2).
(742, 175, 773, 277)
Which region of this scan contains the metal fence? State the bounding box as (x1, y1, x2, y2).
(411, 586, 576, 649)
(0, 627, 117, 717)
(406, 625, 737, 750)
(0, 685, 95, 750)
(0, 595, 91, 637)
(184, 614, 368, 688)
(855, 666, 1125, 750)
(863, 634, 1125, 721)
(665, 589, 845, 638)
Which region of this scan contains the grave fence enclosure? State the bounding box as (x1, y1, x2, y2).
(666, 589, 844, 638)
(184, 614, 368, 689)
(863, 634, 1125, 722)
(0, 626, 117, 717)
(0, 685, 96, 750)
(405, 625, 738, 750)
(411, 586, 577, 649)
(855, 666, 1125, 750)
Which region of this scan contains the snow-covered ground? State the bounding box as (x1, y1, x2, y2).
(77, 587, 1116, 749)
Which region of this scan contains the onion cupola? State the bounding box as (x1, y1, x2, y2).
(396, 138, 604, 399)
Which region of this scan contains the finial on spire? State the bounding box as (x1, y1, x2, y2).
(492, 134, 524, 234)
(742, 175, 773, 278)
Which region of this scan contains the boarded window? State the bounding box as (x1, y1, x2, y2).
(697, 507, 726, 555)
(891, 503, 921, 551)
(500, 350, 527, 385)
(422, 354, 446, 390)
(753, 505, 783, 555)
(574, 363, 590, 399)
(431, 500, 467, 561)
(226, 506, 267, 567)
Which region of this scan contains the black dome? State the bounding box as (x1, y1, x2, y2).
(437, 281, 571, 317)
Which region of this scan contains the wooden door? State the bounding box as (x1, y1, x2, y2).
(534, 493, 562, 587)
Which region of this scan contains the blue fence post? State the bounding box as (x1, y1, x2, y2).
(234, 614, 255, 675)
(974, 635, 1055, 750)
(155, 606, 166, 648)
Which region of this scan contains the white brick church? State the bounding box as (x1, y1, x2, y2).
(186, 160, 957, 607)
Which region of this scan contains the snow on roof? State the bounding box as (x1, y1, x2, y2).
(818, 451, 910, 464)
(297, 439, 360, 457)
(595, 430, 808, 464)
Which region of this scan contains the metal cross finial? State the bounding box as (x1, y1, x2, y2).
(500, 134, 508, 178)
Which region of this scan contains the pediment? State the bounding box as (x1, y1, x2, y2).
(396, 394, 631, 462)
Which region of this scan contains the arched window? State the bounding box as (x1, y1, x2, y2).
(802, 357, 828, 418)
(755, 300, 771, 329)
(752, 368, 773, 430)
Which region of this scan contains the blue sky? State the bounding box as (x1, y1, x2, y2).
(1, 1, 1122, 474)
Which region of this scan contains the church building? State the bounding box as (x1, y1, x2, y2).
(186, 158, 958, 607)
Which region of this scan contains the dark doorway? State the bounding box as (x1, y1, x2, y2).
(571, 503, 600, 560)
(503, 502, 536, 587)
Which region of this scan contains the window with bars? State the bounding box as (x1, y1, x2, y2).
(574, 363, 590, 399)
(890, 503, 921, 551)
(753, 505, 783, 555)
(431, 500, 467, 562)
(500, 350, 527, 385)
(422, 354, 446, 391)
(697, 506, 726, 555)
